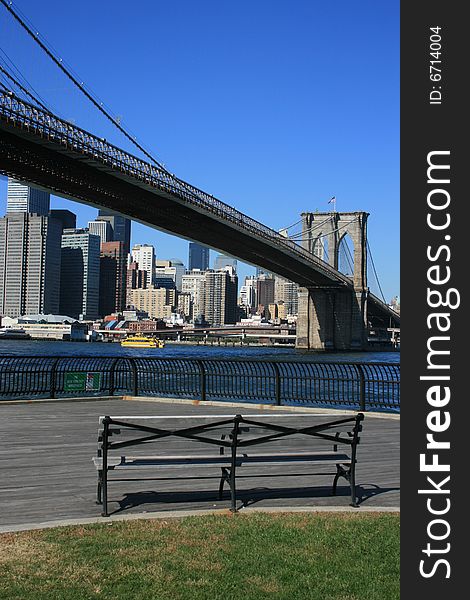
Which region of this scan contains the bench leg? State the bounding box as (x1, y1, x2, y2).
(96, 470, 103, 505)
(332, 464, 359, 507)
(101, 468, 109, 517)
(349, 464, 359, 508)
(229, 466, 237, 512)
(219, 468, 228, 500)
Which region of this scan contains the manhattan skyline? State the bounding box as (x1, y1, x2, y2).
(0, 0, 399, 300)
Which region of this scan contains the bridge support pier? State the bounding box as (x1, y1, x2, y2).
(296, 287, 368, 351)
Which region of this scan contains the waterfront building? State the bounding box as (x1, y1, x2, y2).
(60, 229, 101, 320)
(213, 254, 237, 273)
(0, 212, 62, 318)
(181, 269, 206, 323)
(6, 178, 50, 215)
(97, 209, 131, 254)
(204, 267, 238, 326)
(99, 241, 127, 316)
(128, 286, 176, 320)
(88, 220, 112, 244)
(16, 314, 89, 340)
(188, 242, 209, 271)
(131, 244, 156, 288)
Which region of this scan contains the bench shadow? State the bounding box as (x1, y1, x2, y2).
(109, 481, 399, 515)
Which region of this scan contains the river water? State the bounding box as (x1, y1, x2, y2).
(0, 339, 399, 364)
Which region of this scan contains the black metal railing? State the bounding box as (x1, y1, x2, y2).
(0, 356, 400, 412)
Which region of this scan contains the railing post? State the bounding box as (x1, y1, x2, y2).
(357, 364, 366, 411)
(109, 358, 119, 396)
(272, 362, 281, 406)
(50, 358, 60, 399)
(130, 358, 138, 397)
(197, 360, 207, 402)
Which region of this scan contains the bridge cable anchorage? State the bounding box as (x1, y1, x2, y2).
(366, 240, 387, 303)
(0, 0, 171, 174)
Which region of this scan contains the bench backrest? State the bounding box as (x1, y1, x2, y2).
(97, 413, 364, 457)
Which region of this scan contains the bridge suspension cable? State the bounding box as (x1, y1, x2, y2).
(0, 64, 52, 113)
(289, 216, 360, 242)
(0, 0, 170, 174)
(367, 240, 387, 303)
(0, 49, 53, 113)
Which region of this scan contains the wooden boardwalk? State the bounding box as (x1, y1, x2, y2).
(0, 399, 399, 528)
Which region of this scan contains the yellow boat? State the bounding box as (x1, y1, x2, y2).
(121, 335, 164, 348)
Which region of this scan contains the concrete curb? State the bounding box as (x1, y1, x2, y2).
(0, 505, 400, 534)
(1, 395, 399, 419)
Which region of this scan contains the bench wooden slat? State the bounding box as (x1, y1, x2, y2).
(92, 451, 351, 470)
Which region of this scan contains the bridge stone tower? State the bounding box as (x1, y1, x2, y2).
(296, 211, 369, 351)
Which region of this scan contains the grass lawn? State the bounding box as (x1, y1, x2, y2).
(0, 512, 399, 600)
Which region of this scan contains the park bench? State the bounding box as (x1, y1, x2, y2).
(92, 412, 364, 517)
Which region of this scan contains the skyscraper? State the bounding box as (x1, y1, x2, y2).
(6, 179, 50, 216)
(97, 209, 131, 255)
(0, 213, 61, 317)
(99, 241, 127, 316)
(88, 220, 112, 244)
(182, 269, 206, 323)
(131, 244, 156, 288)
(214, 254, 237, 273)
(274, 276, 299, 316)
(60, 229, 101, 320)
(188, 242, 209, 271)
(50, 210, 77, 230)
(204, 267, 238, 326)
(155, 259, 185, 291)
(257, 274, 275, 309)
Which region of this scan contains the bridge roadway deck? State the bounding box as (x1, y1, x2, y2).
(0, 399, 399, 528)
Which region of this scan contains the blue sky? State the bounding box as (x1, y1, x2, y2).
(0, 0, 399, 300)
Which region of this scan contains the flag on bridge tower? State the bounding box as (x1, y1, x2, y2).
(328, 196, 337, 212)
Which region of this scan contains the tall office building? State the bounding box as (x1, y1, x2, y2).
(60, 229, 101, 320)
(155, 259, 185, 291)
(131, 244, 156, 288)
(6, 178, 50, 216)
(239, 276, 257, 313)
(0, 213, 61, 317)
(88, 220, 112, 244)
(50, 210, 76, 230)
(188, 242, 209, 271)
(97, 209, 131, 255)
(204, 267, 238, 326)
(99, 242, 127, 316)
(256, 274, 275, 309)
(274, 276, 299, 316)
(181, 269, 206, 323)
(214, 254, 237, 273)
(126, 261, 147, 307)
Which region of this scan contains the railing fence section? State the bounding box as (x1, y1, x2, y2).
(0, 356, 400, 412)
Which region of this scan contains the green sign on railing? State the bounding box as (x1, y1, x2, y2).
(64, 372, 101, 392)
